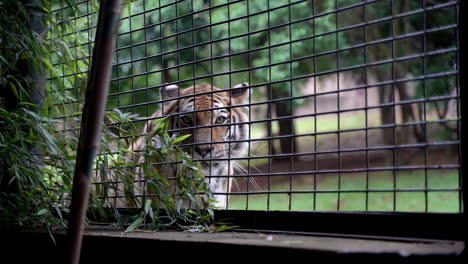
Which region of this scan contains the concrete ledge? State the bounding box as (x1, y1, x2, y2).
(2, 226, 465, 263)
(84, 226, 464, 256)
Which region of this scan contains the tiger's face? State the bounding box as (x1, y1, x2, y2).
(160, 82, 249, 177)
(131, 82, 250, 207)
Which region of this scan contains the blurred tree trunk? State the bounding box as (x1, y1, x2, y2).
(275, 99, 296, 156)
(0, 0, 45, 193)
(367, 20, 396, 146)
(366, 0, 425, 146)
(266, 84, 276, 155)
(376, 69, 396, 146)
(25, 0, 46, 109)
(267, 84, 297, 158)
(395, 66, 425, 143)
(393, 0, 424, 144)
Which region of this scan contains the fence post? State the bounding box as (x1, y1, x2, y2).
(65, 1, 121, 263)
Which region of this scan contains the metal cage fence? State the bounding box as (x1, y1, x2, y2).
(50, 0, 462, 215)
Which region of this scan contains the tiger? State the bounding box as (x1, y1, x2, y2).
(129, 82, 250, 208)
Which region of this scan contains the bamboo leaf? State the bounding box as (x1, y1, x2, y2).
(24, 4, 50, 14)
(127, 0, 132, 16)
(125, 217, 143, 232)
(173, 134, 191, 144)
(8, 82, 19, 98)
(37, 208, 49, 215)
(144, 199, 152, 215)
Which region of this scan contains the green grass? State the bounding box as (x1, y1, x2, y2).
(248, 112, 380, 166)
(238, 112, 460, 212)
(251, 112, 378, 139)
(227, 169, 460, 212)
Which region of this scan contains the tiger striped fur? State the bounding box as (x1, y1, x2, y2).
(130, 82, 250, 208)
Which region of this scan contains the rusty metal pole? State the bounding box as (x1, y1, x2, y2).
(65, 1, 121, 263)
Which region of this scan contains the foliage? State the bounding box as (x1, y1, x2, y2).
(88, 112, 217, 232)
(120, 117, 216, 232)
(1, 0, 218, 238)
(0, 0, 81, 238)
(0, 106, 73, 241)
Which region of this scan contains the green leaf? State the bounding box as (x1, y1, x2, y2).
(125, 218, 144, 232)
(126, 0, 132, 16)
(173, 134, 191, 144)
(214, 225, 240, 232)
(24, 4, 50, 14)
(151, 116, 169, 126)
(8, 82, 19, 98)
(144, 199, 152, 215)
(58, 40, 73, 60)
(37, 208, 49, 215)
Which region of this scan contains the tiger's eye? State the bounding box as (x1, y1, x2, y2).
(216, 116, 227, 124)
(180, 115, 192, 125)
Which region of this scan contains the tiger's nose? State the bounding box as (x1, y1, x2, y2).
(195, 145, 213, 158)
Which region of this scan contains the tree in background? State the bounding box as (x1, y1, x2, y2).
(363, 0, 457, 145)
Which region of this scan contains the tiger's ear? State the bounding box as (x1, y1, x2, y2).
(230, 82, 250, 105)
(160, 84, 179, 100)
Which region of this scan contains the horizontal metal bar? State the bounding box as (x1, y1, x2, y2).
(220, 187, 462, 196)
(94, 186, 461, 201)
(108, 142, 460, 171)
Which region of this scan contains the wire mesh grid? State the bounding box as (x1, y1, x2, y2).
(49, 0, 462, 213)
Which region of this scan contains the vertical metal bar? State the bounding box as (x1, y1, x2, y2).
(288, 0, 294, 211)
(175, 1, 182, 203)
(208, 0, 214, 206)
(336, 0, 342, 211)
(158, 0, 165, 140)
(141, 0, 150, 209)
(114, 10, 121, 207)
(191, 0, 197, 210)
(364, 0, 370, 212)
(312, 0, 317, 211)
(456, 0, 467, 242)
(129, 6, 135, 118)
(246, 0, 251, 210)
(267, 0, 272, 211)
(390, 0, 397, 212)
(227, 0, 232, 210)
(421, 0, 428, 213)
(65, 1, 120, 263)
(143, 0, 148, 128)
